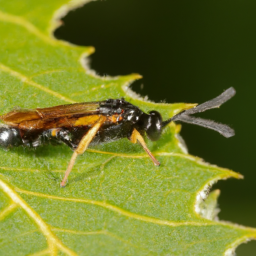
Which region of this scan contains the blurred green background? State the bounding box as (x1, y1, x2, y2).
(55, 0, 256, 254)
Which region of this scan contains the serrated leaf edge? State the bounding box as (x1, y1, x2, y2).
(195, 175, 256, 256)
(0, 0, 255, 254)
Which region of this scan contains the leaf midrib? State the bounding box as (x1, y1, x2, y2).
(0, 176, 77, 256)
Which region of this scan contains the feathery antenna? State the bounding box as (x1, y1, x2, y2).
(162, 87, 236, 138)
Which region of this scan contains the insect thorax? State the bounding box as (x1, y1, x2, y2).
(99, 99, 163, 141)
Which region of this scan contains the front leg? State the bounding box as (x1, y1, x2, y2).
(130, 128, 160, 166)
(60, 116, 106, 187)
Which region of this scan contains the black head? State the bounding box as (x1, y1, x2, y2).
(141, 111, 163, 141)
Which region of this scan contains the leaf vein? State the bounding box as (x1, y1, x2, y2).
(0, 229, 39, 248)
(0, 177, 77, 256)
(0, 63, 75, 103)
(0, 202, 17, 221)
(0, 10, 59, 46)
(16, 187, 212, 227)
(52, 227, 153, 253)
(28, 249, 51, 256)
(70, 83, 118, 97)
(87, 149, 241, 176)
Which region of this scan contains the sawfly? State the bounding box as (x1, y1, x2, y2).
(0, 87, 235, 187)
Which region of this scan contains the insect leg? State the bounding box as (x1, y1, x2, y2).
(60, 116, 106, 187)
(130, 128, 160, 166)
(54, 129, 77, 149)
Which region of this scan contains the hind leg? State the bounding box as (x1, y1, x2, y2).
(60, 117, 106, 187)
(43, 128, 77, 149)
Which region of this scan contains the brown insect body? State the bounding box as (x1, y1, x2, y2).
(0, 88, 236, 186)
(0, 99, 145, 149)
(1, 102, 101, 128)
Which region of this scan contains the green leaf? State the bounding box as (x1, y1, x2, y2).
(0, 1, 255, 255)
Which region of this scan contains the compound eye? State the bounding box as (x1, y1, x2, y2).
(146, 111, 163, 141)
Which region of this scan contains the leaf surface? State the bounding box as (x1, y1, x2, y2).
(0, 1, 255, 255)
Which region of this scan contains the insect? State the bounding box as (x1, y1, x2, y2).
(0, 87, 235, 187)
